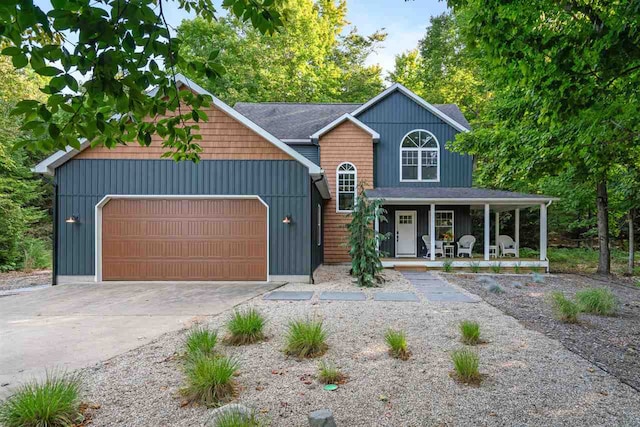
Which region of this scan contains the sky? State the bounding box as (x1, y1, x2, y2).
(35, 0, 449, 77)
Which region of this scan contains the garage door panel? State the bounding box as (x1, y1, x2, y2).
(102, 198, 267, 281)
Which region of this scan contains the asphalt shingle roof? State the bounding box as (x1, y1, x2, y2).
(366, 187, 555, 200)
(233, 102, 471, 142)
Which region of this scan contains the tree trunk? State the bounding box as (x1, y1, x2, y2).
(596, 181, 610, 275)
(629, 208, 636, 276)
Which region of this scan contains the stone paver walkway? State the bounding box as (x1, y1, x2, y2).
(402, 272, 480, 303)
(263, 291, 313, 301)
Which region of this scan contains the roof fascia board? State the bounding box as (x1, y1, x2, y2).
(310, 113, 380, 141)
(351, 83, 470, 133)
(367, 197, 559, 204)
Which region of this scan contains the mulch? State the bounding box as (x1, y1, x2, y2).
(451, 273, 640, 392)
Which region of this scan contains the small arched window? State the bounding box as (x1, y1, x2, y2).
(336, 162, 357, 212)
(400, 130, 439, 182)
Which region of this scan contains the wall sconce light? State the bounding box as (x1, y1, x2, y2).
(65, 215, 79, 224)
(282, 214, 292, 224)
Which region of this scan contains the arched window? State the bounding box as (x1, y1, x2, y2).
(400, 130, 439, 182)
(336, 162, 357, 212)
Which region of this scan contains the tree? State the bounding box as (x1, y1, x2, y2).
(177, 0, 386, 105)
(0, 0, 283, 161)
(447, 0, 640, 274)
(346, 185, 388, 287)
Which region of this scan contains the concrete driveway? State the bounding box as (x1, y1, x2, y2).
(0, 281, 280, 393)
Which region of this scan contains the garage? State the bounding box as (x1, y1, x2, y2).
(99, 197, 268, 281)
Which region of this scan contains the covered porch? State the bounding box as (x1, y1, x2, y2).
(368, 187, 558, 272)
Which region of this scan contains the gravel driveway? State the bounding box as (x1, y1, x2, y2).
(76, 266, 640, 426)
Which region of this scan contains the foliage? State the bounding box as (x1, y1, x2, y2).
(521, 247, 636, 276)
(177, 0, 386, 105)
(384, 329, 410, 360)
(225, 308, 266, 345)
(513, 263, 521, 274)
(486, 283, 503, 294)
(347, 185, 388, 287)
(0, 0, 283, 161)
(575, 288, 617, 316)
(317, 360, 344, 385)
(214, 409, 262, 427)
(443, 259, 453, 272)
(185, 327, 218, 357)
(451, 348, 480, 383)
(459, 320, 480, 345)
(0, 372, 83, 427)
(182, 353, 238, 407)
(490, 263, 501, 274)
(549, 292, 580, 323)
(21, 237, 51, 271)
(469, 262, 480, 273)
(284, 318, 328, 359)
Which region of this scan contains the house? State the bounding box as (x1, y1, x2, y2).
(34, 75, 556, 284)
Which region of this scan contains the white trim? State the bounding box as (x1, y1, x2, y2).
(281, 139, 312, 143)
(399, 129, 440, 183)
(515, 208, 520, 258)
(270, 275, 311, 283)
(368, 197, 558, 205)
(94, 195, 270, 282)
(33, 73, 322, 176)
(317, 203, 322, 246)
(381, 259, 549, 271)
(435, 210, 455, 241)
(336, 162, 357, 213)
(540, 202, 548, 261)
(351, 83, 470, 133)
(430, 205, 436, 261)
(484, 204, 490, 261)
(395, 210, 417, 257)
(310, 113, 380, 140)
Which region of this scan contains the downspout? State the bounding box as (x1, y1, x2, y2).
(52, 181, 58, 286)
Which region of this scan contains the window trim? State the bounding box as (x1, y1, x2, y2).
(317, 203, 322, 246)
(336, 162, 357, 213)
(433, 210, 455, 241)
(399, 129, 440, 183)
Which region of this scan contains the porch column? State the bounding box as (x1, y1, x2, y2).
(540, 203, 547, 261)
(374, 207, 380, 254)
(494, 211, 500, 255)
(515, 208, 520, 257)
(484, 204, 490, 261)
(430, 204, 436, 261)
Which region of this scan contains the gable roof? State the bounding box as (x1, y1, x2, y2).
(33, 74, 323, 177)
(309, 113, 380, 141)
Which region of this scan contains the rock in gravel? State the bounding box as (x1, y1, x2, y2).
(204, 403, 251, 426)
(531, 273, 545, 283)
(511, 281, 523, 289)
(308, 409, 337, 427)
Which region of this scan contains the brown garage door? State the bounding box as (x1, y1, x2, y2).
(101, 198, 267, 281)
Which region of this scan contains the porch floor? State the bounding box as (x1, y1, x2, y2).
(381, 257, 549, 272)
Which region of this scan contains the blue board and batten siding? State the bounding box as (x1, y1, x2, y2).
(55, 159, 311, 277)
(357, 91, 472, 188)
(290, 144, 319, 165)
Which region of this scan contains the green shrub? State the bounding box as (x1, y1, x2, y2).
(443, 259, 453, 272)
(487, 283, 504, 294)
(490, 262, 502, 273)
(182, 353, 239, 407)
(317, 360, 344, 384)
(384, 329, 410, 360)
(214, 409, 261, 427)
(575, 288, 617, 316)
(470, 262, 481, 273)
(185, 327, 218, 357)
(451, 348, 480, 383)
(549, 292, 580, 323)
(0, 372, 83, 427)
(284, 318, 328, 358)
(225, 308, 266, 345)
(459, 320, 481, 345)
(513, 263, 521, 274)
(21, 237, 51, 271)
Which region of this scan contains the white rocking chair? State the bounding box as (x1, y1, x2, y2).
(457, 235, 476, 258)
(422, 235, 444, 258)
(498, 235, 518, 257)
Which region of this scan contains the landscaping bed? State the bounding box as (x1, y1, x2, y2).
(448, 273, 640, 392)
(75, 266, 640, 426)
(0, 269, 51, 291)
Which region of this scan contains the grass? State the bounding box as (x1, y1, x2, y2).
(443, 259, 453, 272)
(575, 288, 617, 316)
(0, 372, 83, 427)
(451, 348, 481, 384)
(214, 409, 262, 427)
(513, 263, 521, 274)
(284, 318, 328, 358)
(225, 308, 266, 345)
(185, 327, 218, 357)
(490, 262, 502, 273)
(384, 329, 410, 360)
(470, 262, 481, 273)
(487, 283, 504, 294)
(21, 237, 52, 271)
(459, 320, 481, 345)
(317, 360, 345, 385)
(549, 291, 580, 323)
(520, 247, 637, 275)
(182, 353, 239, 407)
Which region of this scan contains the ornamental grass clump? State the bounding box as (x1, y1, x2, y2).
(214, 409, 262, 427)
(451, 348, 481, 384)
(284, 318, 328, 358)
(317, 360, 345, 385)
(225, 308, 266, 345)
(459, 320, 481, 345)
(443, 259, 453, 272)
(185, 326, 218, 357)
(384, 329, 410, 360)
(0, 372, 83, 427)
(575, 288, 617, 316)
(549, 291, 580, 323)
(182, 352, 239, 407)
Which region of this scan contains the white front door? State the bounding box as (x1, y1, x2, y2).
(395, 210, 417, 257)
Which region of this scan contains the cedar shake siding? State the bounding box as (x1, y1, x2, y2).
(76, 104, 293, 161)
(319, 121, 374, 263)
